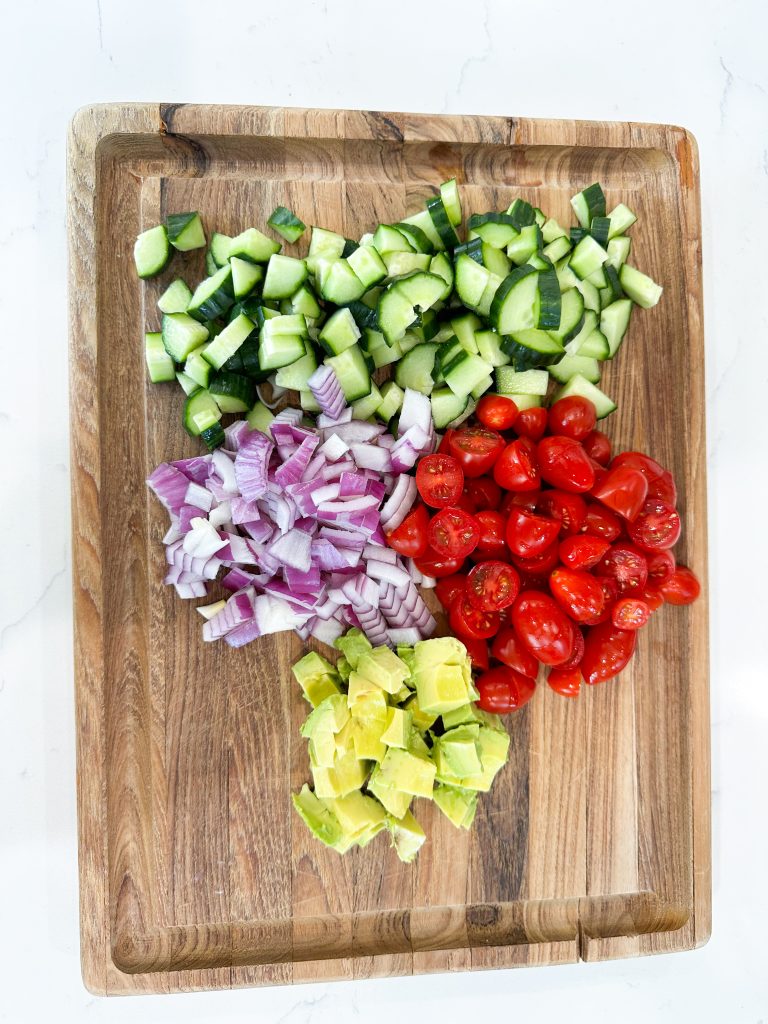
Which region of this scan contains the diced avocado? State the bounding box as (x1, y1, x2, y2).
(381, 706, 412, 749)
(408, 728, 433, 761)
(414, 663, 473, 716)
(453, 725, 511, 792)
(442, 702, 506, 732)
(347, 672, 387, 713)
(309, 730, 337, 769)
(352, 716, 388, 762)
(392, 683, 412, 704)
(326, 791, 387, 843)
(414, 636, 467, 672)
(403, 693, 438, 733)
(293, 652, 342, 707)
(433, 724, 483, 777)
(292, 785, 346, 849)
(335, 627, 372, 669)
(333, 719, 357, 756)
(433, 784, 478, 830)
(368, 765, 413, 818)
(301, 693, 350, 739)
(386, 810, 426, 863)
(378, 748, 436, 799)
(396, 644, 417, 680)
(336, 656, 352, 682)
(312, 749, 368, 799)
(357, 647, 410, 694)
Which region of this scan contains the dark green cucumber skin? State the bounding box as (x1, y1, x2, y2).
(396, 222, 435, 254)
(603, 263, 624, 302)
(222, 337, 271, 381)
(489, 264, 538, 332)
(468, 212, 518, 230)
(502, 339, 564, 371)
(581, 183, 606, 220)
(427, 196, 460, 248)
(201, 423, 226, 451)
(209, 371, 256, 406)
(590, 216, 611, 247)
(189, 271, 236, 322)
(536, 268, 561, 330)
(268, 206, 306, 242)
(507, 199, 536, 229)
(345, 300, 379, 330)
(341, 238, 360, 257)
(454, 238, 484, 265)
(570, 227, 588, 246)
(166, 212, 197, 243)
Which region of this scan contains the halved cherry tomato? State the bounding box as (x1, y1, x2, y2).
(465, 476, 502, 511)
(657, 565, 701, 605)
(645, 549, 675, 583)
(509, 541, 560, 577)
(437, 429, 455, 455)
(474, 510, 508, 559)
(612, 597, 652, 630)
(537, 436, 596, 492)
(501, 489, 540, 515)
(511, 591, 575, 665)
(413, 552, 464, 578)
(648, 470, 677, 506)
(449, 593, 500, 640)
(462, 636, 490, 670)
(550, 568, 606, 623)
(547, 665, 582, 698)
(491, 626, 540, 678)
(547, 396, 597, 441)
(466, 560, 520, 612)
(642, 586, 665, 611)
(581, 622, 637, 685)
(537, 489, 587, 536)
(627, 497, 681, 551)
(416, 453, 464, 508)
(610, 450, 665, 483)
(581, 502, 624, 542)
(448, 426, 505, 478)
(434, 573, 467, 609)
(476, 394, 519, 431)
(586, 576, 619, 625)
(559, 534, 610, 570)
(428, 506, 480, 559)
(591, 465, 649, 521)
(386, 505, 429, 558)
(514, 406, 548, 441)
(456, 491, 478, 514)
(476, 666, 536, 713)
(558, 625, 585, 668)
(505, 506, 561, 558)
(582, 429, 612, 466)
(493, 437, 540, 491)
(595, 542, 649, 594)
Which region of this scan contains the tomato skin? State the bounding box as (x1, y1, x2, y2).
(465, 477, 502, 511)
(509, 541, 560, 577)
(612, 597, 652, 630)
(558, 625, 585, 668)
(473, 510, 508, 559)
(462, 636, 490, 670)
(448, 426, 505, 478)
(595, 542, 649, 595)
(505, 507, 561, 558)
(547, 396, 597, 441)
(547, 665, 582, 698)
(511, 591, 575, 666)
(501, 490, 540, 516)
(438, 429, 455, 455)
(642, 586, 665, 611)
(581, 622, 637, 685)
(537, 436, 596, 493)
(550, 568, 606, 623)
(466, 560, 521, 612)
(591, 465, 649, 521)
(658, 565, 701, 605)
(476, 394, 519, 431)
(626, 497, 681, 551)
(449, 593, 500, 640)
(476, 666, 536, 713)
(434, 573, 467, 609)
(581, 502, 624, 542)
(610, 450, 665, 483)
(537, 489, 587, 536)
(493, 437, 540, 492)
(514, 406, 548, 441)
(428, 507, 481, 559)
(491, 626, 540, 678)
(645, 549, 675, 583)
(648, 470, 677, 506)
(416, 454, 464, 508)
(582, 429, 612, 466)
(559, 534, 610, 570)
(386, 505, 429, 558)
(413, 552, 465, 578)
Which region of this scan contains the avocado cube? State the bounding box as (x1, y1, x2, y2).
(392, 682, 413, 704)
(334, 719, 357, 756)
(433, 784, 478, 830)
(407, 728, 433, 761)
(326, 790, 387, 842)
(414, 663, 472, 716)
(378, 748, 436, 799)
(312, 749, 368, 798)
(367, 764, 413, 819)
(293, 651, 342, 707)
(335, 627, 372, 669)
(414, 636, 467, 672)
(442, 702, 505, 732)
(347, 670, 385, 708)
(357, 647, 410, 694)
(381, 706, 412, 749)
(386, 810, 426, 863)
(301, 693, 350, 739)
(434, 724, 483, 777)
(352, 716, 388, 762)
(455, 725, 511, 792)
(396, 644, 416, 680)
(292, 785, 346, 848)
(403, 693, 438, 733)
(336, 655, 352, 682)
(309, 731, 337, 769)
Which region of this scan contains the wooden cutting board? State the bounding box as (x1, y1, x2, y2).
(68, 104, 709, 996)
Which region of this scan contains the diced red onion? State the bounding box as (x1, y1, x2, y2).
(316, 409, 352, 428)
(398, 388, 432, 438)
(171, 455, 212, 485)
(319, 433, 350, 462)
(388, 627, 422, 646)
(147, 463, 192, 515)
(184, 481, 214, 512)
(310, 616, 345, 645)
(235, 430, 274, 501)
(224, 420, 253, 451)
(364, 544, 397, 564)
(308, 365, 346, 419)
(175, 581, 208, 599)
(350, 444, 392, 473)
(274, 434, 319, 487)
(268, 528, 312, 573)
(379, 474, 417, 531)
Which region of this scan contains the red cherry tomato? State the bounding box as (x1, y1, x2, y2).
(547, 665, 582, 698)
(504, 506, 561, 558)
(509, 541, 560, 577)
(547, 396, 597, 441)
(466, 560, 521, 612)
(645, 549, 675, 583)
(428, 506, 480, 559)
(550, 568, 606, 623)
(491, 626, 540, 678)
(537, 436, 596, 493)
(465, 476, 502, 511)
(537, 489, 587, 536)
(657, 565, 701, 605)
(581, 502, 624, 542)
(448, 426, 505, 478)
(559, 534, 611, 570)
(612, 597, 652, 630)
(648, 470, 677, 506)
(514, 406, 548, 441)
(416, 453, 464, 508)
(476, 666, 536, 713)
(642, 586, 665, 612)
(585, 576, 620, 625)
(558, 625, 585, 668)
(474, 510, 508, 559)
(501, 489, 540, 515)
(476, 394, 519, 431)
(591, 465, 649, 521)
(627, 497, 681, 551)
(582, 429, 612, 466)
(595, 542, 649, 595)
(434, 573, 467, 609)
(581, 622, 637, 685)
(462, 636, 490, 670)
(413, 552, 465, 578)
(511, 591, 575, 665)
(437, 429, 455, 455)
(449, 593, 500, 640)
(455, 491, 478, 514)
(385, 505, 429, 558)
(610, 450, 665, 483)
(493, 437, 540, 491)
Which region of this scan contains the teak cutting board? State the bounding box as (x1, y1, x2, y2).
(68, 104, 709, 996)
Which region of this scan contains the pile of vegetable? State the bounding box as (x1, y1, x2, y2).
(291, 631, 509, 862)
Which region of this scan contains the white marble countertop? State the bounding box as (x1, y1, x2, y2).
(2, 0, 767, 1019)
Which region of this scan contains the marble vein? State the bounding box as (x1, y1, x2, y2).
(442, 0, 492, 113)
(0, 564, 66, 653)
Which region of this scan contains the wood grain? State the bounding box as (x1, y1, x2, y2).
(68, 105, 709, 995)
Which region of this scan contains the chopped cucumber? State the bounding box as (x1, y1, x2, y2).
(607, 203, 637, 239)
(554, 374, 616, 419)
(134, 224, 170, 279)
(262, 254, 308, 300)
(376, 380, 404, 422)
(348, 245, 387, 289)
(161, 313, 209, 362)
(183, 389, 222, 437)
(430, 386, 469, 429)
(350, 381, 383, 420)
(203, 313, 255, 370)
(570, 183, 606, 230)
(145, 332, 175, 383)
(319, 308, 361, 355)
(268, 206, 306, 243)
(247, 400, 276, 433)
(209, 371, 255, 413)
(326, 344, 372, 401)
(440, 178, 462, 226)
(187, 265, 236, 321)
(227, 227, 281, 263)
(548, 355, 601, 385)
(230, 257, 264, 299)
(619, 264, 663, 308)
(166, 212, 205, 252)
(395, 343, 438, 396)
(157, 278, 192, 315)
(600, 299, 633, 356)
(495, 367, 550, 396)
